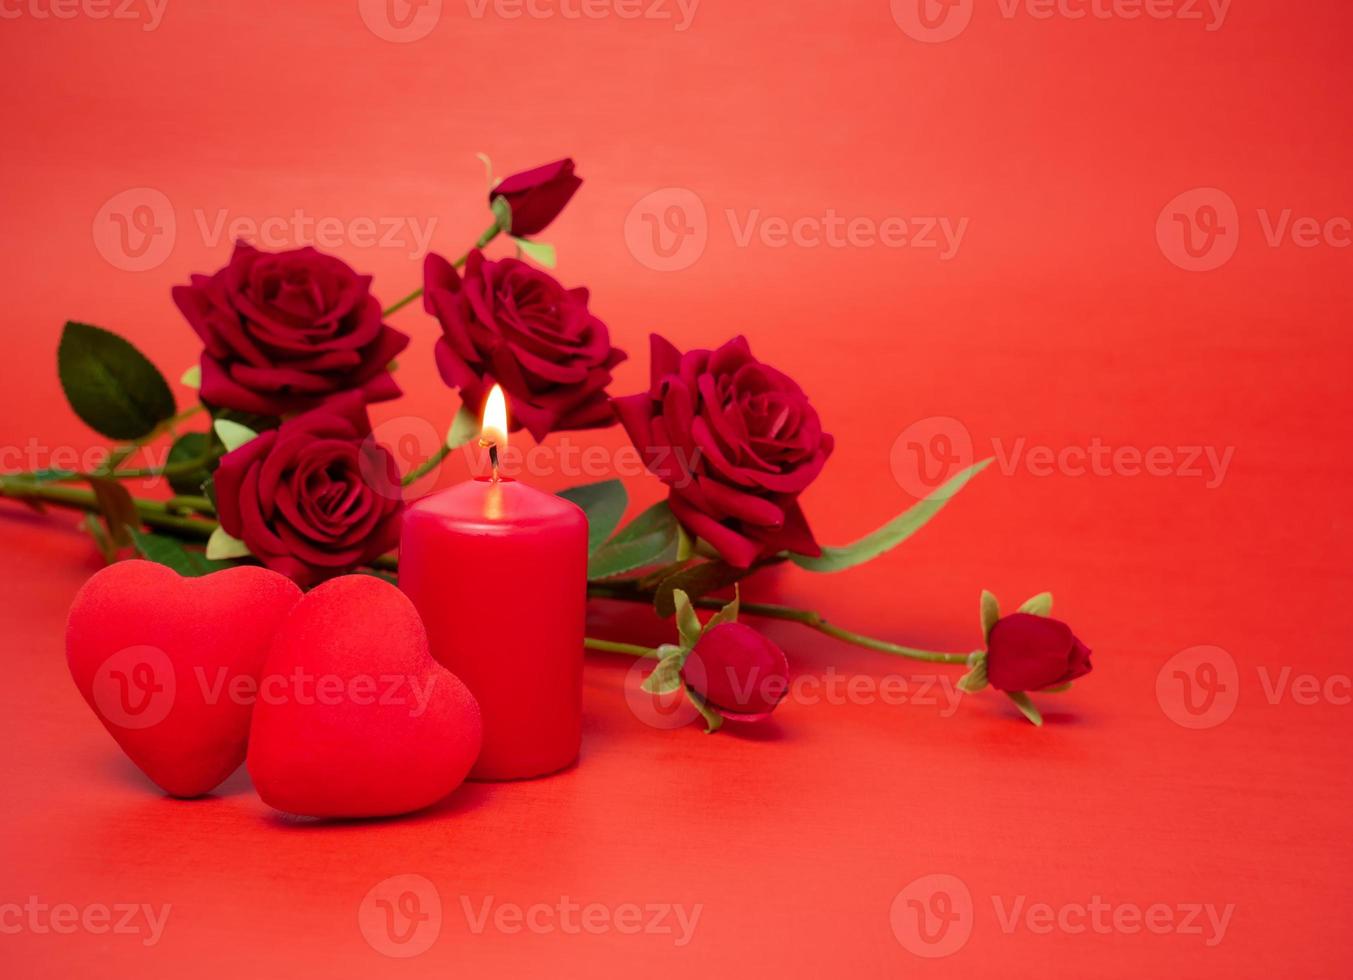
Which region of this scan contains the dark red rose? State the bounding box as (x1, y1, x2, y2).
(423, 249, 626, 441)
(685, 623, 789, 721)
(491, 159, 581, 236)
(613, 335, 834, 568)
(173, 242, 409, 417)
(985, 613, 1093, 692)
(213, 393, 403, 588)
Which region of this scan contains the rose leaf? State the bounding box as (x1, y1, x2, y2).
(790, 458, 993, 573)
(557, 479, 628, 554)
(205, 526, 250, 561)
(128, 526, 234, 577)
(58, 321, 176, 440)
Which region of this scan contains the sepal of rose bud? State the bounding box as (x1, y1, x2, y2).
(956, 650, 989, 694)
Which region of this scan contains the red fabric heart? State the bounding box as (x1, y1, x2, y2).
(246, 575, 482, 818)
(65, 560, 302, 798)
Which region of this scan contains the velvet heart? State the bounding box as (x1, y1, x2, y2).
(65, 560, 303, 798)
(246, 575, 482, 819)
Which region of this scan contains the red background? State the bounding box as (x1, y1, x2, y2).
(2, 0, 1350, 976)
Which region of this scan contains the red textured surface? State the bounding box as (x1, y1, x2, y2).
(1, 1, 1350, 976)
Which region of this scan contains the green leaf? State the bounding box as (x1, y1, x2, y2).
(557, 479, 628, 554)
(165, 432, 215, 496)
(213, 419, 259, 453)
(980, 589, 1000, 642)
(205, 526, 250, 560)
(1019, 592, 1053, 617)
(512, 236, 557, 268)
(30, 468, 76, 483)
(58, 321, 176, 440)
(446, 403, 479, 450)
(790, 458, 993, 573)
(705, 585, 741, 631)
(672, 590, 703, 649)
(654, 560, 746, 618)
(128, 526, 233, 577)
(180, 364, 201, 389)
(586, 501, 680, 580)
(685, 685, 724, 734)
(1006, 691, 1044, 727)
(85, 475, 138, 547)
(956, 651, 989, 693)
(490, 194, 513, 234)
(640, 647, 687, 696)
(675, 523, 694, 563)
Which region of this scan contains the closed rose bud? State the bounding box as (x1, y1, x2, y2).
(684, 623, 789, 721)
(491, 158, 582, 237)
(985, 613, 1092, 693)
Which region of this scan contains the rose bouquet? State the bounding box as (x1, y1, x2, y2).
(0, 157, 1091, 728)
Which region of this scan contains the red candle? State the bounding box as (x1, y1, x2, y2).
(399, 387, 588, 780)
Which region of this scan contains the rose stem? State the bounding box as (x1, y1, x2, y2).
(0, 478, 217, 538)
(381, 221, 504, 317)
(586, 584, 975, 665)
(99, 404, 207, 474)
(583, 638, 659, 659)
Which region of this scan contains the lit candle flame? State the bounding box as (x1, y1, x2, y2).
(479, 384, 508, 482)
(480, 384, 508, 450)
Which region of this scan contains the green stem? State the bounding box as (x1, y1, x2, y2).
(382, 221, 503, 317)
(586, 584, 975, 665)
(0, 478, 217, 538)
(401, 443, 453, 487)
(100, 404, 206, 474)
(584, 637, 659, 659)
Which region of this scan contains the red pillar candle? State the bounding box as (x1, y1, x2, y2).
(399, 387, 588, 780)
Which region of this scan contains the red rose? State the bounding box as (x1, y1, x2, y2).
(213, 393, 403, 588)
(173, 242, 409, 417)
(423, 249, 626, 441)
(491, 158, 582, 236)
(685, 623, 789, 720)
(985, 614, 1093, 692)
(613, 335, 834, 568)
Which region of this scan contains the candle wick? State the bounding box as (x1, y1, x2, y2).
(489, 443, 500, 483)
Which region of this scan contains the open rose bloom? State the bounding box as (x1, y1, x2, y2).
(173, 242, 408, 417)
(614, 334, 834, 567)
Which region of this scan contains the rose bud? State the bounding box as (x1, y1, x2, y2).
(213, 393, 403, 588)
(985, 613, 1093, 693)
(423, 249, 626, 441)
(173, 242, 409, 417)
(684, 623, 790, 721)
(490, 158, 582, 236)
(613, 334, 834, 568)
